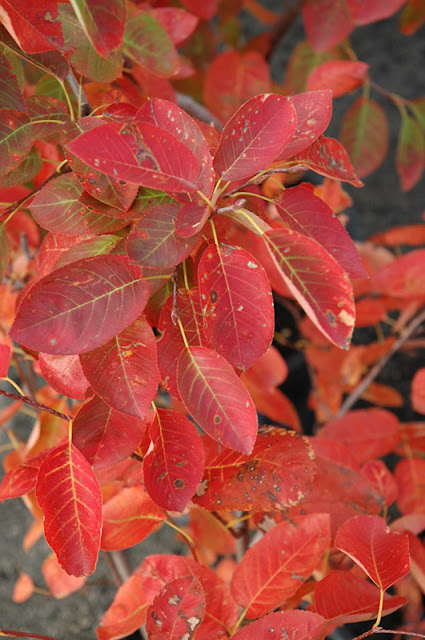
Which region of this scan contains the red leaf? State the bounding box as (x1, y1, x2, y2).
(231, 610, 326, 640)
(70, 0, 126, 58)
(151, 8, 198, 45)
(157, 289, 206, 398)
(334, 515, 410, 590)
(405, 531, 425, 594)
(278, 90, 332, 159)
(203, 50, 270, 123)
(314, 570, 407, 624)
(140, 554, 238, 639)
(136, 97, 215, 200)
(288, 135, 363, 187)
(318, 409, 400, 463)
(274, 185, 367, 279)
(213, 94, 297, 182)
(231, 514, 330, 618)
(360, 460, 399, 507)
(97, 571, 149, 640)
(0, 0, 64, 53)
(394, 457, 425, 515)
(35, 441, 102, 576)
(73, 395, 149, 468)
(397, 115, 425, 191)
(265, 228, 355, 349)
(372, 249, 425, 297)
(80, 316, 159, 419)
(0, 448, 50, 500)
(10, 255, 149, 355)
(42, 553, 86, 599)
(126, 202, 200, 269)
(13, 572, 34, 603)
(65, 122, 201, 193)
(0, 341, 10, 377)
(193, 428, 315, 511)
(146, 576, 205, 640)
(369, 224, 425, 246)
(177, 346, 258, 454)
(38, 353, 90, 400)
(144, 409, 205, 512)
(303, 0, 353, 52)
(101, 485, 165, 551)
(180, 0, 218, 20)
(198, 243, 274, 370)
(340, 97, 389, 179)
(36, 233, 89, 277)
(348, 0, 407, 24)
(29, 174, 129, 235)
(400, 0, 425, 34)
(241, 345, 288, 390)
(307, 61, 369, 98)
(0, 49, 26, 112)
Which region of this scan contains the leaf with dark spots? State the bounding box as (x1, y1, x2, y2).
(198, 243, 274, 370)
(193, 428, 315, 511)
(177, 346, 258, 454)
(143, 409, 205, 512)
(146, 576, 205, 640)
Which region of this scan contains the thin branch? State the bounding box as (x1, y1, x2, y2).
(0, 631, 65, 640)
(0, 388, 72, 422)
(266, 0, 308, 63)
(337, 305, 425, 417)
(66, 70, 91, 117)
(176, 92, 223, 130)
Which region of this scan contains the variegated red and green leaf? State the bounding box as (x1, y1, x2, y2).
(35, 441, 102, 576)
(396, 114, 425, 191)
(68, 0, 127, 58)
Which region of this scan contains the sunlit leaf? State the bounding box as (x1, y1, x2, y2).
(97, 571, 149, 640)
(29, 174, 129, 235)
(314, 570, 407, 624)
(274, 185, 367, 278)
(307, 60, 369, 98)
(177, 346, 258, 454)
(0, 0, 64, 53)
(10, 255, 149, 355)
(144, 409, 205, 512)
(123, 9, 178, 77)
(204, 50, 270, 123)
(397, 114, 425, 191)
(69, 0, 127, 58)
(231, 514, 330, 618)
(35, 441, 102, 576)
(38, 353, 90, 399)
(335, 515, 410, 590)
(340, 97, 389, 179)
(232, 610, 327, 640)
(101, 485, 165, 551)
(80, 315, 159, 419)
(73, 395, 149, 468)
(146, 576, 205, 640)
(213, 94, 297, 182)
(140, 554, 238, 640)
(265, 228, 355, 349)
(198, 243, 274, 370)
(193, 428, 315, 511)
(126, 202, 199, 269)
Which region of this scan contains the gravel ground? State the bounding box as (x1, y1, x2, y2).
(1, 5, 425, 640)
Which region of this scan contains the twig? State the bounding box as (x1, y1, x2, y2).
(176, 92, 223, 130)
(337, 305, 425, 417)
(0, 388, 72, 422)
(266, 0, 308, 63)
(66, 70, 91, 117)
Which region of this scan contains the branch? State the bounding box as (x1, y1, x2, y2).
(66, 70, 91, 117)
(176, 92, 223, 130)
(337, 305, 425, 417)
(0, 388, 72, 422)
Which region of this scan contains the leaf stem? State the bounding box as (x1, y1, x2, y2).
(373, 588, 384, 628)
(177, 317, 190, 350)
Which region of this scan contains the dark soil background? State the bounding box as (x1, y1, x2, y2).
(1, 4, 425, 639)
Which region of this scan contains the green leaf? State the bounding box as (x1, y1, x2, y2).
(397, 114, 425, 191)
